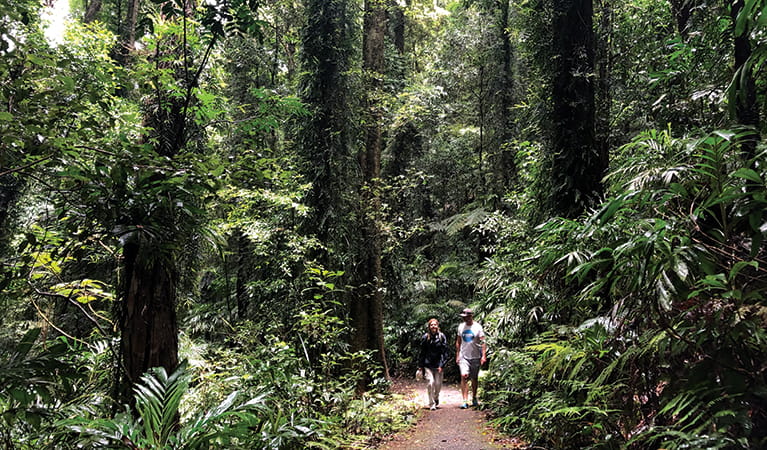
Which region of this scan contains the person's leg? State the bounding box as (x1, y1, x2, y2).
(434, 370, 443, 406)
(469, 359, 481, 406)
(460, 375, 469, 407)
(424, 368, 436, 408)
(459, 359, 470, 408)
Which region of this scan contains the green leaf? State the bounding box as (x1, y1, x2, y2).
(731, 168, 762, 183)
(729, 261, 758, 281)
(11, 328, 41, 363)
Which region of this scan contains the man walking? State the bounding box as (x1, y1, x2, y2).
(455, 308, 486, 409)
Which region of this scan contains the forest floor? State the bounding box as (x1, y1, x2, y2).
(372, 378, 526, 450)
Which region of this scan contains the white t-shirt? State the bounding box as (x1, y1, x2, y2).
(457, 321, 484, 360)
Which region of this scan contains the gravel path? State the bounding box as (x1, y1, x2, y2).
(375, 379, 525, 450)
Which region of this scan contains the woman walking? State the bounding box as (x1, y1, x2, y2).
(418, 318, 449, 410)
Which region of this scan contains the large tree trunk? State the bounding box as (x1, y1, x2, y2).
(549, 0, 603, 219)
(117, 5, 193, 398)
(352, 0, 390, 382)
(120, 242, 179, 386)
(299, 0, 354, 245)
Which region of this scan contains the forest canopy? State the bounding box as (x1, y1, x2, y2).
(1, 0, 766, 448)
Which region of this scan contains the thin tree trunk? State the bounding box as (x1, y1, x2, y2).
(595, 0, 611, 175)
(490, 0, 517, 207)
(731, 0, 759, 162)
(235, 230, 250, 319)
(670, 0, 696, 36)
(390, 0, 405, 55)
(114, 0, 140, 65)
(83, 0, 102, 23)
(0, 175, 22, 257)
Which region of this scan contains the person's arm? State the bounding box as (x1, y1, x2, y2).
(439, 333, 448, 372)
(418, 334, 426, 371)
(455, 334, 461, 365)
(479, 325, 487, 365)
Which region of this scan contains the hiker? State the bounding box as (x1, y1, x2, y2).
(418, 318, 449, 410)
(455, 308, 486, 409)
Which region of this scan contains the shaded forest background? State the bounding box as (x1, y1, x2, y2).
(1, 0, 767, 448)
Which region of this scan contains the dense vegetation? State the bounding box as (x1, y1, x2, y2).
(1, 0, 766, 448)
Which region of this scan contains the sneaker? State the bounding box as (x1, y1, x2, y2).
(472, 398, 479, 407)
(430, 404, 437, 411)
(460, 402, 469, 409)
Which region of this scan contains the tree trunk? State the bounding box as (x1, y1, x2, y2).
(114, 0, 140, 65)
(489, 0, 517, 208)
(549, 0, 603, 219)
(595, 0, 611, 177)
(0, 175, 22, 258)
(235, 230, 250, 320)
(299, 0, 354, 246)
(117, 4, 194, 398)
(120, 241, 179, 387)
(670, 0, 696, 36)
(389, 0, 405, 55)
(83, 0, 102, 23)
(731, 0, 759, 162)
(353, 0, 390, 382)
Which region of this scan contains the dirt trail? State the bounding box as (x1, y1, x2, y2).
(375, 379, 524, 450)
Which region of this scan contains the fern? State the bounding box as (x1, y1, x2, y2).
(59, 361, 268, 449)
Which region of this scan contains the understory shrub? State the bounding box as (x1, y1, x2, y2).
(480, 128, 767, 449)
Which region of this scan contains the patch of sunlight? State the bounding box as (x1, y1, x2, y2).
(42, 0, 70, 45)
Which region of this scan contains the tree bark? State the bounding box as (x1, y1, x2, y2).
(0, 175, 22, 258)
(235, 230, 250, 319)
(549, 0, 603, 219)
(489, 0, 517, 208)
(595, 0, 611, 177)
(389, 0, 406, 55)
(120, 241, 179, 387)
(299, 0, 354, 245)
(670, 0, 696, 36)
(353, 0, 390, 381)
(83, 0, 102, 23)
(114, 0, 140, 65)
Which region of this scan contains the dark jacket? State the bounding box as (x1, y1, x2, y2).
(419, 331, 449, 369)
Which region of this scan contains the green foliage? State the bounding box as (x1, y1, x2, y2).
(481, 126, 767, 448)
(0, 328, 83, 449)
(7, 0, 767, 449)
(179, 319, 403, 449)
(59, 361, 268, 449)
